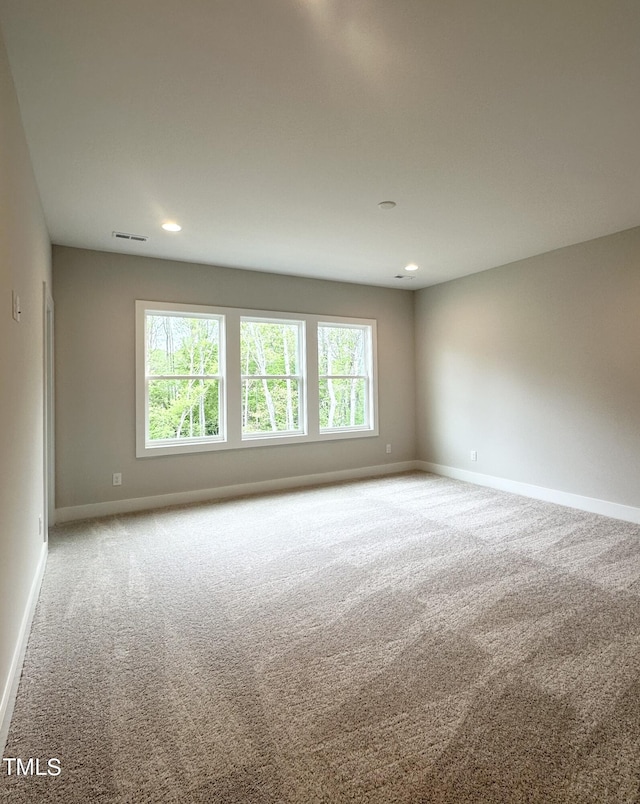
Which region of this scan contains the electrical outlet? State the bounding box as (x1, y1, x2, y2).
(112, 472, 122, 486)
(386, 444, 392, 454)
(470, 450, 477, 461)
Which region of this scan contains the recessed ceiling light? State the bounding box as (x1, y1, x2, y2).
(378, 200, 396, 210)
(404, 263, 419, 271)
(162, 222, 182, 232)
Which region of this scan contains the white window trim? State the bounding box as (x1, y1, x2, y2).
(318, 320, 375, 434)
(240, 315, 307, 440)
(136, 300, 378, 457)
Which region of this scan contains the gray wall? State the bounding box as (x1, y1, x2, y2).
(415, 227, 640, 508)
(0, 27, 51, 730)
(53, 246, 416, 509)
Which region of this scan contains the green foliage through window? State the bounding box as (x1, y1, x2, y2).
(146, 313, 222, 442)
(138, 302, 376, 455)
(319, 325, 369, 429)
(241, 319, 303, 435)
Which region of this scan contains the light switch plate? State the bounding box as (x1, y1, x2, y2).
(12, 291, 21, 322)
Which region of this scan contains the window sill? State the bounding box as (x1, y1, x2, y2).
(137, 426, 379, 458)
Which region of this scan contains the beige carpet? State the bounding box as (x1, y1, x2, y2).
(2, 472, 640, 803)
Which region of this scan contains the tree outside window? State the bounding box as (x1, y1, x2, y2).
(318, 324, 372, 430)
(137, 301, 377, 457)
(145, 312, 224, 443)
(241, 318, 304, 437)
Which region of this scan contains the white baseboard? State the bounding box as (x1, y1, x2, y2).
(55, 461, 420, 523)
(56, 459, 639, 526)
(418, 461, 640, 525)
(0, 542, 48, 755)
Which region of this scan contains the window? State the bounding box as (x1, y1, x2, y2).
(141, 308, 225, 454)
(319, 323, 373, 431)
(136, 301, 377, 456)
(241, 318, 305, 438)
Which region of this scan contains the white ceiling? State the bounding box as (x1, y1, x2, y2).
(1, 0, 639, 289)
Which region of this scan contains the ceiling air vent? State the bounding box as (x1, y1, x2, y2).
(394, 274, 415, 280)
(112, 231, 149, 243)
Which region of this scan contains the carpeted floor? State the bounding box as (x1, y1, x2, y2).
(2, 472, 640, 803)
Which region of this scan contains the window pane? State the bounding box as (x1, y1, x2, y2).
(319, 378, 367, 429)
(148, 379, 221, 441)
(318, 325, 366, 375)
(146, 314, 219, 376)
(242, 379, 301, 435)
(241, 320, 300, 376)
